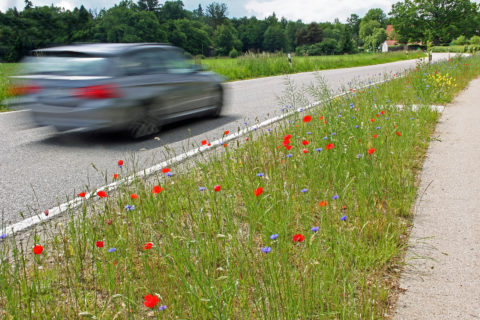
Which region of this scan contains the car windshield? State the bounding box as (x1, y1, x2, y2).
(20, 56, 111, 76)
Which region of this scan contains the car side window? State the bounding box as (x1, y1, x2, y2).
(161, 49, 194, 74)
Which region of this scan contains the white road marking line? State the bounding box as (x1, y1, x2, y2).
(2, 75, 445, 237)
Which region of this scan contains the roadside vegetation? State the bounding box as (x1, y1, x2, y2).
(200, 51, 426, 81)
(0, 63, 17, 111)
(1, 54, 479, 319)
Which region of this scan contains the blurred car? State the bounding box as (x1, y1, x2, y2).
(6, 43, 224, 138)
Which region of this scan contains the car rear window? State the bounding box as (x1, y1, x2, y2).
(20, 56, 111, 76)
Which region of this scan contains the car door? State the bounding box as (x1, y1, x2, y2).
(154, 48, 213, 115)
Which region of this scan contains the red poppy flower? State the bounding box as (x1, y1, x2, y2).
(370, 118, 375, 122)
(246, 138, 249, 141)
(284, 134, 292, 140)
(97, 191, 107, 198)
(152, 186, 164, 194)
(396, 131, 402, 136)
(144, 294, 160, 308)
(224, 130, 229, 135)
(368, 148, 376, 155)
(303, 115, 312, 123)
(326, 143, 335, 150)
(143, 242, 153, 250)
(376, 114, 380, 117)
(380, 110, 385, 115)
(254, 187, 263, 197)
(201, 140, 207, 145)
(161, 167, 170, 173)
(113, 173, 119, 180)
(96, 241, 104, 248)
(130, 193, 138, 199)
(373, 134, 378, 138)
(208, 143, 211, 146)
(223, 143, 228, 147)
(44, 210, 49, 216)
(302, 140, 309, 145)
(319, 116, 324, 120)
(78, 192, 86, 197)
(319, 200, 327, 207)
(302, 149, 309, 153)
(285, 145, 293, 150)
(33, 245, 43, 255)
(394, 124, 398, 128)
(292, 234, 305, 242)
(282, 140, 290, 147)
(214, 185, 221, 192)
(106, 219, 113, 225)
(118, 160, 124, 167)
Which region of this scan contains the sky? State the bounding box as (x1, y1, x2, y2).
(0, 0, 403, 23)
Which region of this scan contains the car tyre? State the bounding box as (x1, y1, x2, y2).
(211, 87, 223, 118)
(128, 118, 159, 139)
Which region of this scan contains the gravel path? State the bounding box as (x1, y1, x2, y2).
(394, 77, 480, 319)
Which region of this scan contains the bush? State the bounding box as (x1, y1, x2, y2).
(229, 48, 239, 58)
(469, 36, 480, 45)
(452, 35, 468, 45)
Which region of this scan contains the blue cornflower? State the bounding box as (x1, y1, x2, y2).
(166, 172, 173, 177)
(307, 132, 311, 135)
(311, 226, 319, 232)
(298, 108, 304, 112)
(340, 215, 347, 221)
(270, 234, 279, 240)
(410, 117, 415, 120)
(323, 136, 328, 140)
(198, 187, 206, 191)
(376, 126, 381, 130)
(244, 121, 248, 125)
(159, 305, 167, 311)
(331, 132, 336, 136)
(386, 117, 389, 120)
(286, 154, 293, 158)
(257, 173, 265, 177)
(315, 148, 323, 152)
(352, 116, 355, 119)
(354, 125, 359, 128)
(261, 246, 272, 253)
(356, 153, 363, 159)
(332, 195, 339, 200)
(301, 188, 308, 193)
(267, 128, 271, 132)
(338, 114, 342, 118)
(0, 233, 6, 239)
(313, 113, 317, 115)
(349, 103, 354, 108)
(124, 204, 135, 211)
(108, 248, 116, 253)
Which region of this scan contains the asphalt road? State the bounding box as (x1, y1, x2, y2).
(0, 53, 453, 227)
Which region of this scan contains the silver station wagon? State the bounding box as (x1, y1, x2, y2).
(8, 43, 224, 138)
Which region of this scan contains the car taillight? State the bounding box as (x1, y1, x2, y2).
(8, 84, 42, 96)
(73, 84, 122, 99)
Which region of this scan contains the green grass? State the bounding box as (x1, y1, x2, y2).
(200, 51, 426, 81)
(1, 55, 480, 319)
(0, 63, 18, 111)
(431, 45, 467, 53)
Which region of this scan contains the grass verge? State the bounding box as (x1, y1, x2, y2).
(0, 63, 18, 112)
(0, 55, 479, 319)
(200, 51, 426, 81)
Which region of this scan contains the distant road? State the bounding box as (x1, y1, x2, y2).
(0, 53, 454, 227)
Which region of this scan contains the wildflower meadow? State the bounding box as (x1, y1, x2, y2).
(0, 55, 479, 319)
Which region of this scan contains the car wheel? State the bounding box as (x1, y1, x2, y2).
(128, 119, 159, 139)
(211, 88, 223, 118)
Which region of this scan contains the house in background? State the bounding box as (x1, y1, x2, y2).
(382, 25, 399, 52)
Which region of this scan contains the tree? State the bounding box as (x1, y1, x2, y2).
(363, 8, 387, 27)
(305, 22, 323, 44)
(159, 0, 186, 21)
(213, 23, 241, 56)
(137, 0, 161, 12)
(206, 2, 228, 29)
(263, 24, 287, 52)
(347, 13, 361, 45)
(390, 0, 480, 45)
